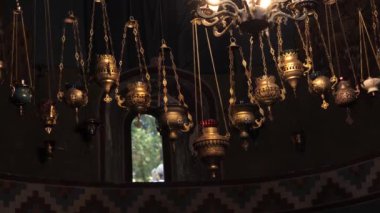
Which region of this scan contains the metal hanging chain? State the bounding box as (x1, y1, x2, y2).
(359, 11, 380, 71)
(73, 18, 88, 92)
(101, 0, 114, 55)
(305, 15, 314, 68)
(266, 32, 286, 89)
(276, 18, 283, 56)
(325, 4, 332, 58)
(86, 0, 96, 74)
(313, 12, 336, 78)
(259, 32, 268, 76)
(44, 0, 54, 99)
(295, 21, 308, 59)
(359, 16, 365, 80)
(57, 23, 66, 98)
(58, 12, 89, 98)
(335, 0, 358, 86)
(10, 2, 33, 88)
(167, 42, 193, 125)
(205, 28, 229, 135)
(194, 21, 204, 123)
(228, 38, 236, 107)
(249, 36, 254, 73)
(118, 23, 128, 70)
(370, 0, 380, 51)
(159, 45, 169, 113)
(363, 23, 371, 78)
(327, 4, 342, 77)
(192, 19, 200, 133)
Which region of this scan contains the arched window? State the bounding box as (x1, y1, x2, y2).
(131, 114, 165, 182)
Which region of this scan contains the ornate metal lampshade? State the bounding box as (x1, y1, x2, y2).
(10, 80, 33, 115)
(193, 119, 229, 179)
(41, 101, 58, 134)
(159, 104, 192, 141)
(125, 81, 151, 114)
(334, 80, 358, 107)
(96, 54, 120, 103)
(361, 77, 380, 95)
(278, 50, 311, 93)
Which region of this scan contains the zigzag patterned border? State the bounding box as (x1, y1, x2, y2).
(0, 156, 379, 212)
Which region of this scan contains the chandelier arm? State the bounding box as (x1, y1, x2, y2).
(196, 6, 239, 21)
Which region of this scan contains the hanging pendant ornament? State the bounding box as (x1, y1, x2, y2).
(157, 40, 193, 142)
(227, 37, 265, 150)
(358, 10, 380, 96)
(304, 12, 337, 109)
(9, 1, 34, 115)
(116, 17, 151, 118)
(254, 32, 285, 120)
(86, 0, 119, 103)
(57, 11, 89, 123)
(41, 100, 58, 134)
(96, 54, 119, 103)
(193, 119, 229, 179)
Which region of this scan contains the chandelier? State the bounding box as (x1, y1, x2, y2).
(194, 0, 318, 36)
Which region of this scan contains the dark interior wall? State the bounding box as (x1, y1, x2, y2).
(0, 0, 380, 187)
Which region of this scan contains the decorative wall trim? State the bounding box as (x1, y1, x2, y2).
(1, 154, 380, 212)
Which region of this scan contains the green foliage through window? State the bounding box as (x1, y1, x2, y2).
(131, 114, 164, 182)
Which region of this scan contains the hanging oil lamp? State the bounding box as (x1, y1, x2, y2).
(227, 37, 265, 149)
(125, 81, 151, 114)
(10, 79, 33, 115)
(334, 80, 359, 107)
(157, 41, 193, 141)
(358, 10, 380, 96)
(87, 0, 118, 103)
(63, 84, 88, 121)
(308, 73, 337, 109)
(95, 54, 119, 102)
(254, 33, 285, 119)
(193, 119, 230, 179)
(159, 104, 191, 140)
(57, 11, 89, 123)
(116, 17, 152, 116)
(41, 100, 58, 134)
(255, 75, 282, 113)
(278, 50, 311, 94)
(9, 2, 34, 115)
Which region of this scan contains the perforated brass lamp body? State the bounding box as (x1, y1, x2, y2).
(125, 81, 151, 114)
(95, 54, 119, 103)
(194, 119, 229, 179)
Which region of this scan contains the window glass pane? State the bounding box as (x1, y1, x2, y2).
(131, 114, 164, 182)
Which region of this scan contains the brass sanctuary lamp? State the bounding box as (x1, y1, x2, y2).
(87, 0, 118, 103)
(334, 79, 359, 107)
(193, 119, 230, 179)
(227, 37, 265, 149)
(95, 54, 120, 103)
(308, 73, 337, 109)
(57, 11, 89, 122)
(358, 10, 380, 96)
(254, 33, 285, 119)
(9, 2, 34, 115)
(278, 50, 311, 94)
(10, 80, 33, 115)
(41, 100, 58, 134)
(157, 41, 193, 142)
(116, 17, 152, 117)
